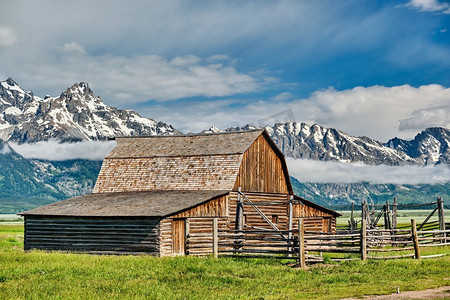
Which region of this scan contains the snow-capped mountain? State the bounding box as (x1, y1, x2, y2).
(205, 122, 449, 166)
(0, 78, 179, 143)
(386, 127, 450, 165)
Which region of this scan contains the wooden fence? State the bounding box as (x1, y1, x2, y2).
(184, 218, 450, 268)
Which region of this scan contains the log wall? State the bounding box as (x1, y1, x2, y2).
(292, 217, 336, 233)
(159, 217, 228, 256)
(234, 135, 290, 194)
(24, 216, 161, 255)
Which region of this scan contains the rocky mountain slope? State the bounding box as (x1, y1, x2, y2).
(385, 127, 450, 165)
(0, 78, 179, 143)
(0, 139, 101, 213)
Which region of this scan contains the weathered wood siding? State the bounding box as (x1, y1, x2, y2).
(292, 217, 336, 233)
(185, 217, 228, 256)
(93, 155, 242, 193)
(159, 217, 228, 256)
(170, 195, 229, 218)
(228, 192, 290, 230)
(234, 135, 290, 194)
(24, 216, 160, 254)
(227, 192, 337, 233)
(293, 203, 335, 218)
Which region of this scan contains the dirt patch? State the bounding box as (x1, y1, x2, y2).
(342, 286, 450, 299)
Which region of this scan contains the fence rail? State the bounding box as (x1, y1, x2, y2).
(184, 218, 450, 267)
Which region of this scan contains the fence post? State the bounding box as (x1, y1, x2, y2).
(411, 219, 420, 259)
(288, 195, 294, 257)
(392, 197, 398, 229)
(213, 218, 218, 258)
(361, 218, 367, 261)
(234, 187, 243, 254)
(184, 219, 190, 256)
(437, 197, 446, 243)
(298, 218, 306, 269)
(350, 202, 355, 231)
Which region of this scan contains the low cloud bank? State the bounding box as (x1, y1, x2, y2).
(286, 157, 450, 185)
(9, 140, 117, 161)
(0, 143, 11, 155)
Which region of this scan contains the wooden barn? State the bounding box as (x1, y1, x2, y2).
(20, 130, 340, 256)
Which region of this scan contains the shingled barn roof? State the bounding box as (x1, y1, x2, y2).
(20, 190, 229, 217)
(93, 130, 283, 193)
(107, 130, 264, 158)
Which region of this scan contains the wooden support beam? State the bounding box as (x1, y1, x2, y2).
(288, 195, 293, 257)
(417, 207, 438, 231)
(411, 219, 420, 259)
(184, 219, 190, 256)
(236, 187, 243, 231)
(392, 197, 398, 229)
(361, 218, 367, 261)
(298, 218, 306, 269)
(350, 202, 355, 231)
(213, 218, 218, 258)
(437, 197, 446, 243)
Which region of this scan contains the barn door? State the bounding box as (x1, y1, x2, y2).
(172, 219, 185, 255)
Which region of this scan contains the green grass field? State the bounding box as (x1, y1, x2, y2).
(0, 224, 449, 299)
(336, 209, 450, 227)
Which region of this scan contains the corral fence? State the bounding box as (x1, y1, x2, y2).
(185, 218, 450, 268)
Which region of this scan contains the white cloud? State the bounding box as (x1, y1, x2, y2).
(0, 27, 16, 48)
(407, 0, 450, 14)
(9, 140, 116, 161)
(141, 84, 450, 140)
(399, 104, 450, 131)
(0, 143, 11, 155)
(62, 42, 86, 54)
(270, 92, 293, 102)
(286, 157, 450, 185)
(13, 47, 266, 104)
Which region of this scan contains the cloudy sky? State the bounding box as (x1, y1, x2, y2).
(1, 0, 450, 141)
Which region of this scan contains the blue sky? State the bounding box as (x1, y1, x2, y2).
(1, 0, 449, 140)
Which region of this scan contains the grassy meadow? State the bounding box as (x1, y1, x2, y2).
(0, 224, 449, 299)
(336, 209, 450, 227)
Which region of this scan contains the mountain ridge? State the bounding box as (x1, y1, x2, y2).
(0, 78, 180, 143)
(204, 123, 450, 166)
(0, 78, 449, 212)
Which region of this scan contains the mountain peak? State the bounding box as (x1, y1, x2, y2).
(64, 82, 94, 97)
(385, 126, 449, 165)
(5, 77, 19, 87)
(0, 79, 180, 143)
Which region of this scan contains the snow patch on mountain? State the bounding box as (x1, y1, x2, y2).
(0, 78, 180, 143)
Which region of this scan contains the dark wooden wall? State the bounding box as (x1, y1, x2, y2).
(234, 135, 290, 194)
(24, 216, 160, 255)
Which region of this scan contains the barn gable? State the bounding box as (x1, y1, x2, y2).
(93, 130, 292, 194)
(234, 131, 292, 194)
